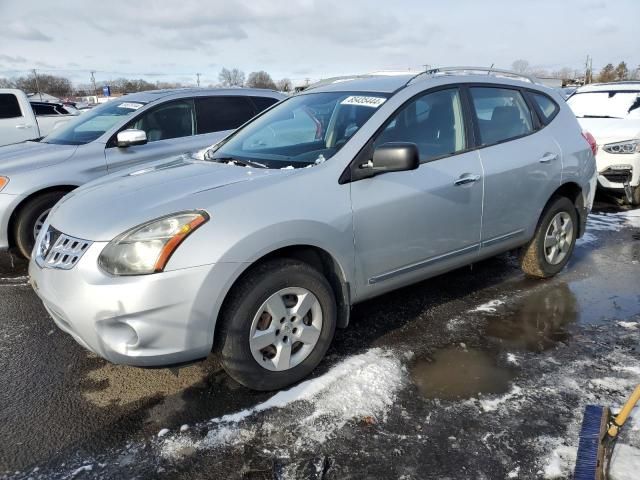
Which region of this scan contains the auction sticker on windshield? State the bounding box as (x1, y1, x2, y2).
(341, 96, 386, 108)
(118, 102, 144, 110)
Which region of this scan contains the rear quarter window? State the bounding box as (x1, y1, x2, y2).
(250, 96, 279, 112)
(195, 96, 256, 134)
(0, 93, 23, 119)
(530, 93, 559, 125)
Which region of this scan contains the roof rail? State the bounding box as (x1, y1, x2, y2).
(408, 66, 540, 85)
(305, 74, 377, 91)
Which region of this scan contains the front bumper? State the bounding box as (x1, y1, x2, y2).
(0, 193, 23, 250)
(29, 241, 241, 367)
(595, 150, 639, 190)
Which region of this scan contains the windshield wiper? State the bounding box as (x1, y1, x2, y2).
(578, 115, 622, 119)
(207, 156, 268, 169)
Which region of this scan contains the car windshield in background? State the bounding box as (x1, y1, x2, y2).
(567, 91, 640, 119)
(42, 100, 147, 145)
(207, 92, 388, 168)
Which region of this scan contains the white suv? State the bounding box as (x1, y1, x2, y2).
(567, 82, 640, 205)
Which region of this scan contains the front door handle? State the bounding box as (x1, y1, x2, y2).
(15, 124, 33, 129)
(539, 153, 558, 163)
(454, 174, 481, 186)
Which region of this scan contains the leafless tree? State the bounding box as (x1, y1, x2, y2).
(218, 67, 245, 87)
(246, 71, 277, 90)
(511, 59, 530, 74)
(276, 78, 293, 92)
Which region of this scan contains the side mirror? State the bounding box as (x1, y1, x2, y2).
(360, 142, 420, 175)
(116, 129, 147, 148)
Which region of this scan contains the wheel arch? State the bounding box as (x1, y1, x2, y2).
(7, 185, 78, 248)
(545, 181, 585, 238)
(214, 244, 352, 351)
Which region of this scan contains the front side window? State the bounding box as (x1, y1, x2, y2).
(43, 100, 147, 145)
(567, 91, 640, 119)
(470, 87, 533, 145)
(128, 100, 195, 142)
(195, 96, 255, 134)
(0, 94, 22, 119)
(374, 88, 466, 161)
(208, 92, 387, 168)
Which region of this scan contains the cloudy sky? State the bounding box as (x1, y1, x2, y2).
(0, 0, 637, 87)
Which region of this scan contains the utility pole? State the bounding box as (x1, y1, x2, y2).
(90, 71, 97, 97)
(196, 73, 201, 87)
(32, 69, 42, 101)
(584, 55, 593, 85)
(422, 64, 432, 72)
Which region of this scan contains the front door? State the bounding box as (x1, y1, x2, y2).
(351, 87, 483, 298)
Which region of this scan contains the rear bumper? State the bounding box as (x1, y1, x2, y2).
(29, 241, 242, 367)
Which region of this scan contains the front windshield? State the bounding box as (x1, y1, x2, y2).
(208, 91, 388, 168)
(42, 100, 147, 145)
(567, 91, 640, 119)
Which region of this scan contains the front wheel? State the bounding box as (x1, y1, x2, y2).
(520, 196, 578, 279)
(218, 259, 337, 391)
(14, 191, 66, 259)
(631, 185, 640, 206)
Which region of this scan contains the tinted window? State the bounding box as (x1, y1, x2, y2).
(470, 87, 533, 145)
(0, 94, 22, 119)
(31, 103, 58, 115)
(531, 93, 559, 124)
(251, 96, 278, 112)
(195, 96, 256, 134)
(129, 100, 195, 142)
(374, 88, 466, 162)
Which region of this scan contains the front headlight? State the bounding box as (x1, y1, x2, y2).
(602, 139, 640, 154)
(98, 211, 209, 276)
(0, 176, 9, 192)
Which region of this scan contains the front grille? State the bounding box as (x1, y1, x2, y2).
(36, 227, 92, 270)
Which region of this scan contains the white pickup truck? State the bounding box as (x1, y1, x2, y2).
(0, 89, 78, 147)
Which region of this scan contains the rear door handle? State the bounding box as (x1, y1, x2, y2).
(454, 174, 481, 186)
(539, 153, 558, 163)
(15, 124, 33, 129)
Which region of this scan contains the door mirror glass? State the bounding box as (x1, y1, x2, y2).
(370, 142, 420, 173)
(117, 129, 147, 148)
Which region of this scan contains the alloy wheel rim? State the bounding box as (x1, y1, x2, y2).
(33, 208, 51, 241)
(543, 212, 573, 265)
(249, 287, 323, 372)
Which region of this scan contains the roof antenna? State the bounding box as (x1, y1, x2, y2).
(488, 63, 494, 75)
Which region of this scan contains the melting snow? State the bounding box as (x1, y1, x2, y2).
(471, 299, 504, 313)
(479, 385, 523, 412)
(610, 444, 640, 480)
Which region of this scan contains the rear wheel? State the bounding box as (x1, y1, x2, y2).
(13, 191, 66, 259)
(217, 258, 337, 391)
(520, 196, 578, 278)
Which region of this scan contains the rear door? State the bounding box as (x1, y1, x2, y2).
(351, 87, 483, 297)
(467, 86, 562, 252)
(104, 99, 198, 172)
(0, 91, 37, 146)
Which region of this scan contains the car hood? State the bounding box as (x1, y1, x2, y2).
(577, 118, 640, 144)
(49, 157, 287, 241)
(0, 141, 78, 174)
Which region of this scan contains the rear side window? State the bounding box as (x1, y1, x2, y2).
(531, 93, 559, 124)
(195, 96, 256, 134)
(470, 87, 533, 145)
(250, 96, 278, 112)
(0, 94, 22, 119)
(32, 103, 57, 115)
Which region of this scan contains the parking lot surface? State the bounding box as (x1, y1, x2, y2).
(1, 202, 639, 480)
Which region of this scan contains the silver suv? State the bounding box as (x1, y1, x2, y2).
(30, 68, 596, 391)
(0, 88, 284, 258)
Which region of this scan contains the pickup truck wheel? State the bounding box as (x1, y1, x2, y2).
(218, 258, 337, 391)
(14, 191, 66, 259)
(520, 196, 577, 279)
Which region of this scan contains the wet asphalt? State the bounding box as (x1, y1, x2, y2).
(1, 200, 639, 480)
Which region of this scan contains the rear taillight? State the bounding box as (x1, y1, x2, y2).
(582, 131, 597, 156)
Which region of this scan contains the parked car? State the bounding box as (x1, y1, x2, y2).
(566, 81, 640, 204)
(0, 89, 79, 147)
(30, 68, 596, 391)
(0, 88, 284, 257)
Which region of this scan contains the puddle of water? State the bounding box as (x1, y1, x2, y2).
(410, 347, 516, 400)
(485, 284, 577, 352)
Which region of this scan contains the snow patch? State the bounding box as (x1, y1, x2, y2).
(479, 385, 523, 412)
(506, 353, 519, 365)
(586, 213, 626, 232)
(617, 209, 640, 229)
(542, 444, 576, 479)
(576, 231, 597, 246)
(157, 428, 169, 437)
(610, 444, 640, 480)
(471, 299, 504, 313)
(507, 466, 520, 478)
(618, 321, 638, 330)
(70, 464, 93, 477)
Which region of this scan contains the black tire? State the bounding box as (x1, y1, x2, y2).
(520, 196, 578, 279)
(14, 191, 66, 259)
(631, 185, 640, 206)
(217, 258, 337, 391)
